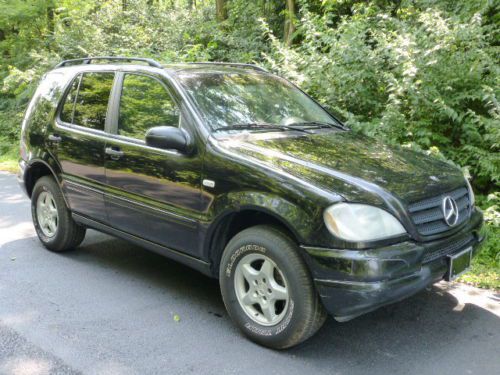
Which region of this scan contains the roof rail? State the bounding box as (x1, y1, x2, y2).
(187, 62, 268, 73)
(55, 56, 163, 69)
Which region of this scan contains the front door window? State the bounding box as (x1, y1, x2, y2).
(118, 73, 180, 140)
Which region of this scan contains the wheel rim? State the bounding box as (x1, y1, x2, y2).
(36, 191, 58, 238)
(234, 253, 289, 326)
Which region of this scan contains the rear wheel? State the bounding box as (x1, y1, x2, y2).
(31, 176, 86, 252)
(219, 226, 327, 349)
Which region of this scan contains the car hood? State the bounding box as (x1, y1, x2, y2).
(213, 130, 466, 205)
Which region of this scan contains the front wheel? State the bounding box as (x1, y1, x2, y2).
(31, 176, 86, 252)
(219, 226, 327, 349)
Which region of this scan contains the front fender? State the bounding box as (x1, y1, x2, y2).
(205, 190, 324, 246)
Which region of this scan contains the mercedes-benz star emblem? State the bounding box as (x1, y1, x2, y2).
(442, 196, 459, 226)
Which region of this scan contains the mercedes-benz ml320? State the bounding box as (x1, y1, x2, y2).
(18, 57, 484, 349)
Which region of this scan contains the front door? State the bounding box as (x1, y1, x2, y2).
(53, 71, 115, 223)
(103, 72, 203, 257)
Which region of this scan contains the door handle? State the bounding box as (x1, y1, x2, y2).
(48, 134, 62, 143)
(105, 147, 124, 160)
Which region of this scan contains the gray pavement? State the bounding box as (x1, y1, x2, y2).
(0, 171, 499, 375)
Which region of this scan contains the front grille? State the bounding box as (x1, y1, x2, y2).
(408, 187, 471, 236)
(422, 234, 474, 263)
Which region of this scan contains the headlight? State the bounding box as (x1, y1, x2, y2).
(323, 203, 406, 242)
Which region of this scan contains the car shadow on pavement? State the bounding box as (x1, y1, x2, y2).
(288, 280, 499, 373)
(61, 231, 226, 314)
(68, 233, 498, 353)
(3, 230, 498, 374)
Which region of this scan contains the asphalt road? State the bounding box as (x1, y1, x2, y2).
(0, 171, 499, 375)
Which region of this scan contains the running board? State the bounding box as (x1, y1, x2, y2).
(72, 213, 213, 277)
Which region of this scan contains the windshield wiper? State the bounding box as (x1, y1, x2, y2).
(287, 121, 347, 131)
(213, 123, 313, 134)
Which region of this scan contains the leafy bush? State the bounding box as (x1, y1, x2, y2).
(263, 1, 499, 194)
(460, 193, 500, 289)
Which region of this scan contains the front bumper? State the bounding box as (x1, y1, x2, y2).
(302, 209, 484, 321)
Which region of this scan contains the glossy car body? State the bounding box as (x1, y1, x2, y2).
(18, 59, 484, 322)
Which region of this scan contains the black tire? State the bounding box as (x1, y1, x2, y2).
(219, 225, 327, 349)
(31, 176, 86, 252)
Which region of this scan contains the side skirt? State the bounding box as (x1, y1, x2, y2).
(72, 213, 213, 278)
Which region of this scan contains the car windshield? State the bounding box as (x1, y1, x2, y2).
(177, 71, 339, 131)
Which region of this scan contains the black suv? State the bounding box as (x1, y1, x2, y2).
(19, 57, 484, 349)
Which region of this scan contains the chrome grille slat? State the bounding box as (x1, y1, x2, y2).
(408, 197, 443, 213)
(408, 186, 470, 236)
(412, 207, 442, 225)
(456, 196, 468, 211)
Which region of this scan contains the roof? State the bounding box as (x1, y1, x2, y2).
(53, 57, 268, 75)
(164, 62, 268, 74)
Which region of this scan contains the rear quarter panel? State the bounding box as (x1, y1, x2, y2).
(20, 70, 75, 183)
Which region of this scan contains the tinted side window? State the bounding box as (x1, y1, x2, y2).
(72, 72, 115, 131)
(60, 75, 81, 123)
(119, 74, 179, 140)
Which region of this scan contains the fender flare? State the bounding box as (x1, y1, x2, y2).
(202, 191, 323, 263)
(24, 157, 69, 206)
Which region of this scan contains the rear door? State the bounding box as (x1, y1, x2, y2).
(52, 71, 115, 223)
(103, 71, 203, 257)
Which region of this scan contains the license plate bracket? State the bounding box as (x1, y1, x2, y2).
(445, 247, 472, 281)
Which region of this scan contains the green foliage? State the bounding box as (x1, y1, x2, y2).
(263, 0, 499, 194)
(0, 145, 18, 173)
(459, 193, 499, 289)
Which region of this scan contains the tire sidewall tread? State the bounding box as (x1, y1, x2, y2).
(219, 225, 326, 349)
(31, 176, 85, 252)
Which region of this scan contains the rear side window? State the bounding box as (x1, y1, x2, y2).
(60, 72, 115, 131)
(60, 76, 80, 123)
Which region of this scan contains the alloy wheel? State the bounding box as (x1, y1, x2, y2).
(36, 191, 58, 237)
(234, 253, 290, 326)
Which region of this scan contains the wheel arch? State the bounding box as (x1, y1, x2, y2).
(24, 158, 62, 198)
(205, 205, 307, 278)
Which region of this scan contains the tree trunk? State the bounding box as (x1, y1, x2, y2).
(261, 0, 267, 15)
(284, 0, 296, 46)
(47, 2, 55, 35)
(216, 0, 227, 21)
(391, 0, 402, 17)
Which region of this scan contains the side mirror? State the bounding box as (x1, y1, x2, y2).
(145, 126, 192, 153)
